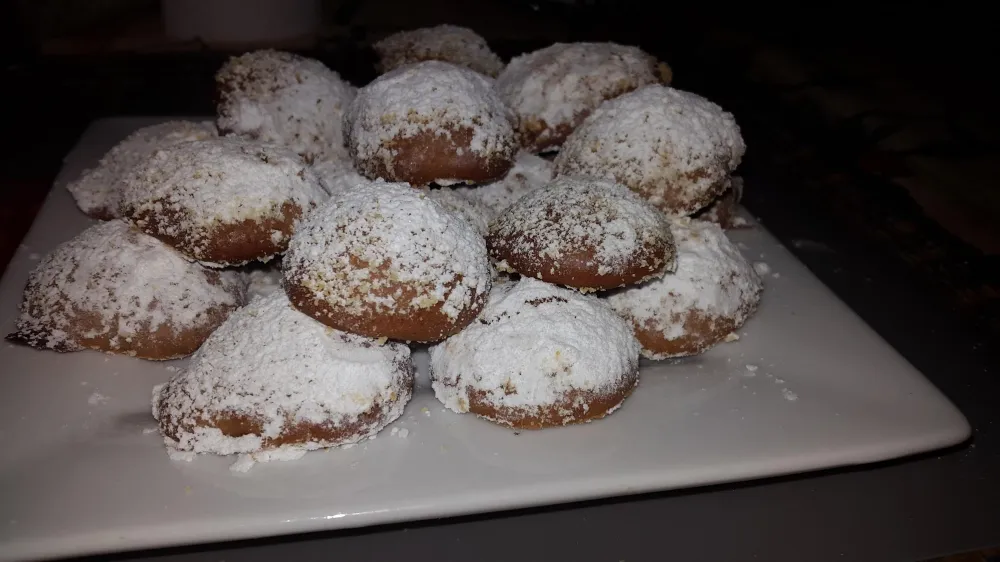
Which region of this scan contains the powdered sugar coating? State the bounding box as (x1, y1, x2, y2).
(10, 220, 244, 356)
(604, 218, 762, 359)
(120, 136, 327, 266)
(496, 43, 665, 152)
(452, 151, 554, 214)
(216, 50, 357, 163)
(311, 156, 372, 197)
(424, 188, 494, 236)
(489, 176, 675, 287)
(66, 121, 217, 219)
(153, 291, 413, 456)
(344, 61, 516, 183)
(430, 278, 640, 422)
(374, 25, 504, 77)
(555, 85, 745, 217)
(284, 180, 491, 331)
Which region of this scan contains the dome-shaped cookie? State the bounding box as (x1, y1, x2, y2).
(7, 220, 245, 360)
(488, 176, 675, 291)
(555, 85, 745, 217)
(344, 61, 517, 186)
(374, 25, 504, 77)
(66, 121, 217, 220)
(153, 291, 413, 457)
(604, 218, 761, 359)
(216, 50, 357, 163)
(430, 278, 640, 429)
(496, 42, 670, 153)
(451, 150, 554, 215)
(120, 137, 327, 267)
(283, 180, 492, 342)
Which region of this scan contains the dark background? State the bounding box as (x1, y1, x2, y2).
(2, 2, 998, 560)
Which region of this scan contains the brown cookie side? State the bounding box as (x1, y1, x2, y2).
(124, 199, 306, 266)
(465, 373, 639, 429)
(354, 125, 515, 186)
(284, 276, 488, 343)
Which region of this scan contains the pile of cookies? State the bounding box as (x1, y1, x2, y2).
(8, 25, 762, 463)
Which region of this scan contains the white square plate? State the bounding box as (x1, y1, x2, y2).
(0, 118, 970, 561)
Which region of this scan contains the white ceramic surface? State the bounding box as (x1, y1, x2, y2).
(0, 118, 970, 562)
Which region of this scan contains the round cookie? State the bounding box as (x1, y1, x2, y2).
(452, 150, 554, 215)
(66, 121, 217, 220)
(153, 291, 414, 458)
(120, 136, 327, 267)
(430, 277, 640, 429)
(7, 220, 245, 360)
(283, 180, 492, 342)
(488, 176, 675, 291)
(555, 84, 745, 217)
(344, 61, 517, 186)
(496, 42, 670, 153)
(604, 218, 762, 359)
(216, 50, 357, 164)
(374, 25, 504, 77)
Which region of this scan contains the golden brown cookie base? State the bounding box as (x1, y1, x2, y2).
(158, 371, 414, 448)
(489, 238, 669, 291)
(126, 200, 305, 266)
(631, 304, 758, 359)
(633, 172, 730, 217)
(354, 126, 515, 187)
(285, 280, 487, 343)
(8, 302, 239, 360)
(466, 374, 638, 429)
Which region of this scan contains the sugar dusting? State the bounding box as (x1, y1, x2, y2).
(345, 61, 515, 179)
(430, 278, 639, 414)
(605, 218, 762, 358)
(490, 176, 675, 278)
(10, 220, 244, 352)
(120, 136, 326, 265)
(153, 291, 414, 460)
(451, 151, 554, 214)
(374, 25, 504, 77)
(284, 181, 491, 322)
(216, 50, 357, 163)
(66, 121, 217, 219)
(555, 85, 745, 216)
(497, 42, 662, 150)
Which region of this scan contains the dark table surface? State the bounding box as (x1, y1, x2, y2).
(3, 6, 999, 561)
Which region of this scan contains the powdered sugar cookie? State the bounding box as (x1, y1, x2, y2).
(153, 291, 413, 459)
(489, 176, 675, 291)
(430, 278, 640, 429)
(284, 180, 491, 342)
(66, 121, 216, 220)
(452, 151, 554, 215)
(216, 50, 357, 163)
(496, 43, 670, 153)
(555, 85, 745, 217)
(604, 218, 761, 359)
(344, 61, 517, 186)
(7, 220, 245, 360)
(120, 137, 326, 267)
(374, 25, 504, 77)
